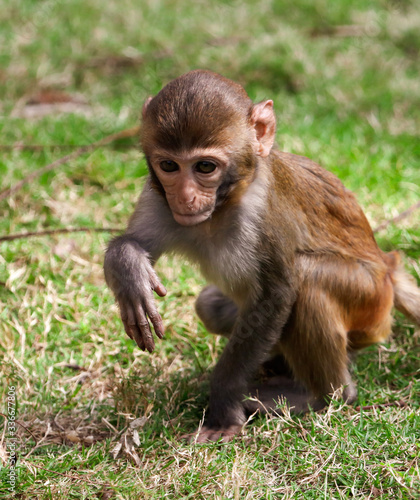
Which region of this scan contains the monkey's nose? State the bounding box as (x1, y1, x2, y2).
(185, 198, 196, 210)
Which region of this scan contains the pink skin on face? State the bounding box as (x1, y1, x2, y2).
(150, 148, 230, 226)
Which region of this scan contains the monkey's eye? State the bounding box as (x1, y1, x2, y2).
(195, 161, 217, 174)
(160, 160, 179, 172)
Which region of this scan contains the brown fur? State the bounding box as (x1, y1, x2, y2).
(104, 70, 420, 442)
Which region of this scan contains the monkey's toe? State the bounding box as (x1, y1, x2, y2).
(182, 424, 242, 444)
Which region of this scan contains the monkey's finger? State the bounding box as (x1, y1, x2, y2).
(134, 304, 155, 353)
(195, 427, 221, 444)
(195, 426, 241, 443)
(144, 299, 165, 339)
(150, 314, 165, 339)
(119, 301, 133, 340)
(150, 275, 167, 297)
(122, 304, 146, 350)
(122, 321, 133, 339)
(152, 278, 168, 297)
(124, 321, 146, 351)
(122, 318, 145, 350)
(130, 324, 147, 352)
(154, 283, 167, 297)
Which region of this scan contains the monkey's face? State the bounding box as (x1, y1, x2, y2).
(149, 148, 230, 226)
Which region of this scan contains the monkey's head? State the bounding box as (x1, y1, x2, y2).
(141, 70, 276, 226)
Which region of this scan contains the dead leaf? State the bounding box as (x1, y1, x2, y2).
(111, 442, 122, 460)
(122, 433, 141, 466)
(131, 429, 140, 447)
(110, 416, 148, 465)
(129, 417, 147, 429)
(65, 430, 81, 443)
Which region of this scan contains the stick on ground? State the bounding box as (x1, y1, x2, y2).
(0, 126, 139, 203)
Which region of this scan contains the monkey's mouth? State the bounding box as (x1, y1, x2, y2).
(172, 210, 212, 226)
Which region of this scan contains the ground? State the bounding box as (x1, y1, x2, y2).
(0, 1, 419, 498)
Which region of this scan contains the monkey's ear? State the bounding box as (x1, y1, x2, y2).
(250, 100, 276, 158)
(142, 96, 153, 119)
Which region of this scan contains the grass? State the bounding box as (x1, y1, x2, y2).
(0, 0, 419, 498)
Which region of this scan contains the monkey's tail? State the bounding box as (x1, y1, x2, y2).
(388, 252, 420, 326)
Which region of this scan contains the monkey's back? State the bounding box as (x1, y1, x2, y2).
(269, 151, 396, 349)
(271, 151, 386, 265)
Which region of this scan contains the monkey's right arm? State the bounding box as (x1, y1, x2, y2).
(104, 184, 171, 352)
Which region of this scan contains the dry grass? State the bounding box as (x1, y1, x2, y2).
(0, 0, 419, 498)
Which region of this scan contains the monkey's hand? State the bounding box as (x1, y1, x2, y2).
(118, 261, 167, 353)
(104, 241, 167, 353)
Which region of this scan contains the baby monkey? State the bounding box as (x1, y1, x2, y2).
(104, 70, 420, 442)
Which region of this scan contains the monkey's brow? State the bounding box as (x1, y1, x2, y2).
(150, 147, 230, 163)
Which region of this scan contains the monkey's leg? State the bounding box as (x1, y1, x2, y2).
(196, 286, 295, 378)
(245, 330, 325, 415)
(196, 285, 300, 413)
(194, 284, 319, 434)
(191, 281, 296, 443)
(195, 285, 238, 336)
(279, 289, 357, 405)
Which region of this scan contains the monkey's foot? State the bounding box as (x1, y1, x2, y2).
(245, 375, 326, 415)
(182, 377, 325, 444)
(182, 424, 243, 444)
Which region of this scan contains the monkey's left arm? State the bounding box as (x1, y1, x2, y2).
(198, 273, 296, 441)
(104, 185, 173, 352)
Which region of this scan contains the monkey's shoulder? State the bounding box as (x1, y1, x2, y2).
(273, 151, 367, 220)
(273, 151, 346, 193)
(270, 151, 378, 255)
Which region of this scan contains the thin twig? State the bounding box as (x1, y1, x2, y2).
(355, 400, 408, 411)
(1, 127, 418, 234)
(373, 200, 420, 233)
(0, 227, 122, 242)
(0, 412, 38, 444)
(23, 422, 51, 459)
(0, 125, 140, 202)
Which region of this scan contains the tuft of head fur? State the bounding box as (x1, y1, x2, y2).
(141, 70, 254, 154)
